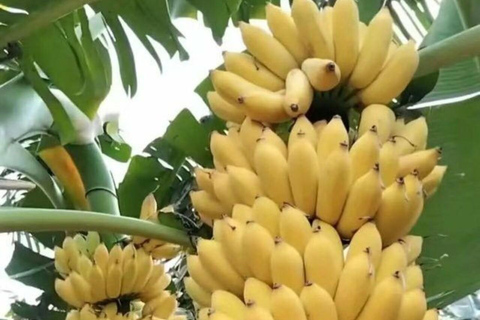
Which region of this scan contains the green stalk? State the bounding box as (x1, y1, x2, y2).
(0, 0, 100, 50)
(0, 208, 193, 247)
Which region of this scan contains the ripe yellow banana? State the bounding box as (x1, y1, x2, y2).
(423, 309, 439, 320)
(288, 115, 317, 149)
(207, 91, 245, 124)
(260, 127, 288, 159)
(301, 58, 341, 91)
(397, 289, 427, 320)
(279, 205, 312, 255)
(190, 190, 225, 220)
(332, 0, 360, 81)
(210, 70, 266, 105)
(143, 264, 165, 291)
(334, 249, 374, 320)
(244, 277, 272, 310)
(405, 264, 424, 290)
(208, 310, 235, 320)
(197, 239, 244, 296)
(359, 40, 419, 105)
(376, 242, 408, 285)
(211, 290, 246, 320)
(239, 117, 264, 166)
(312, 219, 344, 260)
(151, 294, 177, 319)
(186, 255, 224, 293)
(393, 136, 417, 156)
(239, 22, 298, 79)
(400, 235, 423, 264)
(358, 21, 367, 49)
(132, 249, 153, 292)
(318, 6, 335, 58)
(210, 131, 252, 170)
(271, 238, 305, 294)
(375, 178, 409, 246)
(88, 265, 106, 302)
(212, 171, 238, 212)
(55, 278, 84, 308)
(270, 284, 307, 320)
(349, 9, 393, 89)
(346, 222, 382, 269)
(300, 282, 337, 320)
(316, 142, 352, 225)
(356, 271, 404, 320)
(336, 165, 383, 239)
(79, 305, 96, 320)
(105, 260, 122, 299)
(350, 126, 380, 181)
(150, 243, 181, 260)
(243, 222, 275, 285)
(402, 172, 425, 231)
(313, 120, 328, 138)
(54, 247, 70, 275)
(238, 90, 290, 124)
(384, 41, 398, 67)
(399, 116, 428, 150)
(304, 227, 344, 297)
(283, 69, 313, 117)
(121, 258, 137, 295)
(254, 140, 294, 206)
(291, 0, 333, 59)
(184, 277, 212, 307)
(69, 271, 92, 303)
(398, 148, 441, 179)
(358, 104, 395, 144)
(288, 135, 319, 217)
(379, 138, 400, 187)
(252, 196, 281, 237)
(316, 115, 349, 167)
(232, 204, 254, 225)
(422, 165, 447, 198)
(244, 301, 275, 320)
(265, 3, 308, 64)
(223, 52, 285, 91)
(63, 237, 81, 272)
(93, 243, 109, 276)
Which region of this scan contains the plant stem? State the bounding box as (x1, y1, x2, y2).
(415, 25, 480, 78)
(0, 208, 193, 247)
(0, 0, 100, 50)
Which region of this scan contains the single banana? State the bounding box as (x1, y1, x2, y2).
(291, 0, 333, 59)
(151, 294, 177, 319)
(211, 290, 246, 320)
(197, 239, 245, 296)
(349, 9, 393, 89)
(379, 138, 400, 187)
(311, 219, 344, 260)
(252, 196, 281, 237)
(300, 282, 337, 320)
(422, 165, 447, 198)
(232, 204, 254, 224)
(239, 117, 265, 166)
(150, 244, 181, 260)
(84, 232, 100, 258)
(358, 104, 395, 144)
(190, 190, 225, 220)
(350, 126, 380, 181)
(69, 271, 92, 304)
(400, 235, 423, 264)
(316, 115, 349, 167)
(398, 117, 428, 150)
(359, 40, 419, 105)
(88, 265, 106, 302)
(405, 264, 424, 290)
(301, 58, 341, 91)
(346, 222, 382, 269)
(121, 258, 138, 295)
(223, 52, 285, 91)
(271, 238, 305, 294)
(55, 278, 84, 308)
(393, 136, 417, 156)
(243, 301, 274, 320)
(265, 3, 309, 64)
(254, 140, 294, 206)
(288, 135, 319, 217)
(210, 131, 252, 170)
(105, 259, 123, 299)
(356, 271, 404, 320)
(402, 172, 425, 233)
(318, 6, 335, 58)
(279, 205, 312, 255)
(73, 234, 88, 257)
(283, 69, 313, 117)
(260, 127, 288, 159)
(143, 264, 167, 291)
(397, 289, 427, 320)
(358, 21, 367, 49)
(239, 90, 291, 124)
(423, 309, 439, 320)
(313, 120, 328, 138)
(239, 22, 298, 79)
(207, 91, 245, 124)
(210, 70, 266, 105)
(79, 305, 97, 320)
(212, 171, 238, 212)
(186, 255, 224, 293)
(63, 237, 81, 272)
(384, 41, 398, 67)
(132, 249, 153, 292)
(376, 242, 408, 284)
(336, 165, 383, 239)
(332, 0, 360, 81)
(54, 246, 70, 275)
(316, 142, 352, 225)
(375, 178, 409, 246)
(93, 243, 109, 276)
(288, 115, 317, 149)
(334, 249, 374, 320)
(270, 284, 307, 320)
(244, 277, 272, 310)
(398, 148, 442, 179)
(304, 227, 344, 297)
(184, 277, 211, 307)
(143, 293, 169, 316)
(243, 222, 275, 285)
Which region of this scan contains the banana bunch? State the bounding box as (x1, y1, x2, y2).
(191, 111, 446, 244)
(131, 194, 182, 260)
(207, 0, 419, 124)
(185, 219, 438, 320)
(54, 233, 177, 320)
(65, 303, 186, 320)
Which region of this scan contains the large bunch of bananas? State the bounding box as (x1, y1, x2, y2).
(208, 0, 419, 125)
(54, 232, 179, 320)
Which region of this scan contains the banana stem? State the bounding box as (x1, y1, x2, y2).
(415, 25, 480, 78)
(0, 0, 99, 50)
(0, 208, 193, 247)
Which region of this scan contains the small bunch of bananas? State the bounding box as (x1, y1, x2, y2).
(54, 232, 177, 320)
(191, 108, 446, 244)
(65, 303, 186, 320)
(131, 194, 182, 260)
(185, 219, 438, 320)
(208, 0, 419, 124)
